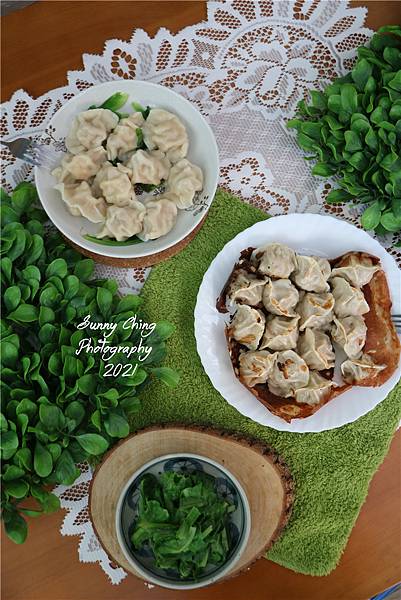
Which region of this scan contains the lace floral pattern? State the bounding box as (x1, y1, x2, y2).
(1, 0, 396, 585)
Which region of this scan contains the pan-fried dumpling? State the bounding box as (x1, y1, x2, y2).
(92, 163, 134, 207)
(166, 159, 203, 209)
(66, 108, 119, 154)
(52, 147, 107, 182)
(297, 328, 335, 370)
(292, 255, 331, 292)
(227, 270, 267, 307)
(262, 279, 299, 317)
(106, 112, 144, 161)
(96, 202, 146, 241)
(229, 305, 266, 351)
(238, 350, 277, 387)
(142, 108, 188, 163)
(330, 254, 380, 288)
(268, 350, 309, 397)
(331, 277, 369, 318)
(298, 292, 335, 331)
(331, 316, 367, 359)
(294, 372, 335, 406)
(55, 181, 107, 223)
(341, 354, 385, 384)
(126, 149, 170, 185)
(252, 243, 296, 279)
(260, 315, 299, 351)
(137, 196, 178, 241)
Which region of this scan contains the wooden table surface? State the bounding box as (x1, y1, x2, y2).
(2, 2, 401, 599)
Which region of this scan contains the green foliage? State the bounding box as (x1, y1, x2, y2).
(131, 471, 235, 579)
(1, 183, 179, 543)
(287, 26, 401, 235)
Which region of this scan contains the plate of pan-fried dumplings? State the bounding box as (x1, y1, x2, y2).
(194, 214, 401, 432)
(34, 81, 219, 259)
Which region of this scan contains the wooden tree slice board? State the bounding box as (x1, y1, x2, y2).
(62, 216, 206, 267)
(89, 425, 294, 583)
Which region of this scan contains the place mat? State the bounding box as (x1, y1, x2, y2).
(89, 426, 294, 582)
(133, 189, 401, 577)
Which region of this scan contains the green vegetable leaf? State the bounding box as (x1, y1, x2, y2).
(74, 258, 94, 281)
(100, 92, 129, 112)
(361, 202, 382, 230)
(352, 58, 372, 91)
(4, 286, 21, 312)
(96, 287, 113, 317)
(4, 513, 27, 544)
(7, 304, 38, 323)
(3, 479, 29, 499)
(55, 450, 80, 485)
(75, 433, 108, 456)
(311, 162, 336, 177)
(34, 441, 53, 478)
(151, 367, 180, 388)
(2, 465, 25, 481)
(104, 412, 130, 438)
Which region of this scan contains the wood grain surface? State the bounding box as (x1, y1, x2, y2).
(2, 2, 401, 599)
(89, 426, 294, 582)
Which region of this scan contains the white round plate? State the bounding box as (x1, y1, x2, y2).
(35, 81, 219, 259)
(194, 214, 401, 433)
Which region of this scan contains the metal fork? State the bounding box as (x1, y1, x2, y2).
(393, 315, 401, 333)
(1, 137, 61, 170)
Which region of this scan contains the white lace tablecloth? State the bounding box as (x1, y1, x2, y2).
(2, 0, 399, 584)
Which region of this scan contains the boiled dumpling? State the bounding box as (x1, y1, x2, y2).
(106, 112, 144, 161)
(52, 147, 107, 182)
(137, 196, 178, 241)
(262, 279, 299, 317)
(142, 108, 188, 163)
(126, 149, 170, 185)
(297, 328, 335, 370)
(331, 277, 369, 318)
(294, 372, 335, 406)
(330, 254, 380, 288)
(166, 159, 203, 209)
(268, 350, 309, 397)
(227, 270, 267, 307)
(65, 108, 118, 154)
(229, 305, 266, 351)
(260, 315, 299, 351)
(55, 181, 106, 223)
(252, 243, 296, 279)
(341, 354, 385, 384)
(96, 202, 146, 241)
(331, 316, 367, 359)
(298, 292, 335, 331)
(92, 163, 134, 207)
(292, 255, 331, 292)
(239, 350, 277, 387)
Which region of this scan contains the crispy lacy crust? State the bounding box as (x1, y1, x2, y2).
(220, 250, 399, 422)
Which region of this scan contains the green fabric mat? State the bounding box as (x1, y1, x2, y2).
(133, 189, 401, 576)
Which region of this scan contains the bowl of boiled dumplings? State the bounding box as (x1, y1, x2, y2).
(34, 81, 219, 259)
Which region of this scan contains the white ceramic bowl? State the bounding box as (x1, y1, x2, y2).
(34, 81, 219, 259)
(115, 453, 251, 590)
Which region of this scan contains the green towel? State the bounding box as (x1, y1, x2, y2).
(134, 190, 401, 576)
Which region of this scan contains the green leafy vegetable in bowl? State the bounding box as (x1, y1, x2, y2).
(287, 25, 401, 238)
(89, 91, 130, 119)
(0, 183, 179, 544)
(83, 234, 142, 246)
(131, 471, 236, 579)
